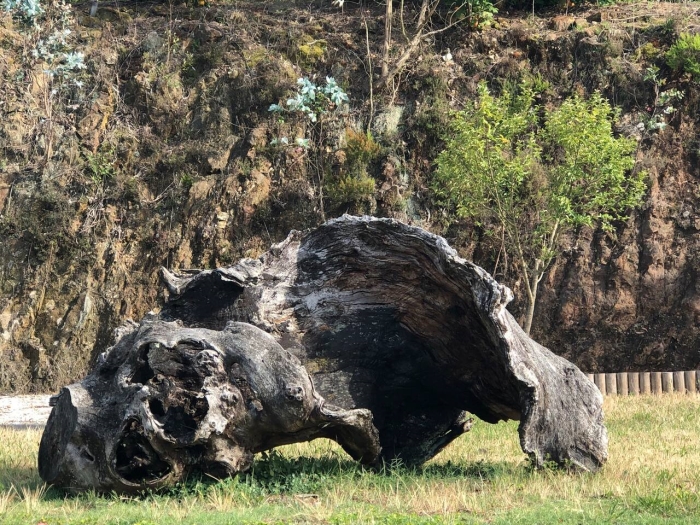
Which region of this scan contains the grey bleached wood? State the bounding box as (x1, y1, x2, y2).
(39, 318, 380, 492)
(160, 215, 608, 472)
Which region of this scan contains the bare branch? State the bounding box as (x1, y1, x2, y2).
(379, 0, 466, 89)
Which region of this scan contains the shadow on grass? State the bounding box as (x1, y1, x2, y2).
(246, 450, 509, 482)
(0, 466, 42, 490)
(239, 451, 511, 494)
(5, 451, 513, 502)
(420, 459, 511, 480)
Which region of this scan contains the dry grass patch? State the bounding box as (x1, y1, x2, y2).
(0, 395, 699, 524)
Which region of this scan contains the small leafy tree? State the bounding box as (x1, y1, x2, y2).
(434, 83, 646, 334)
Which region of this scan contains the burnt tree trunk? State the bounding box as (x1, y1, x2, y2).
(40, 216, 607, 493)
(39, 319, 380, 492)
(159, 216, 608, 472)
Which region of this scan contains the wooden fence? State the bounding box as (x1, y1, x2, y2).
(585, 371, 700, 395)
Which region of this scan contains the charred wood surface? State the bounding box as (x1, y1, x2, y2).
(39, 319, 379, 492)
(160, 216, 608, 471)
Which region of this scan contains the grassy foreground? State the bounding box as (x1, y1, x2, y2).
(1, 395, 699, 524)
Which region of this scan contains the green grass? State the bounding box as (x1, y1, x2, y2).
(1, 395, 700, 524)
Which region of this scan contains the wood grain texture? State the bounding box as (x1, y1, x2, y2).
(161, 216, 608, 472)
(39, 320, 380, 492)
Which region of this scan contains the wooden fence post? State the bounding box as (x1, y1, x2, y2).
(583, 370, 700, 395)
(605, 373, 617, 396)
(595, 373, 607, 396)
(617, 373, 629, 395)
(686, 371, 697, 394)
(673, 371, 686, 393)
(640, 372, 651, 395)
(661, 372, 674, 393)
(628, 372, 640, 395)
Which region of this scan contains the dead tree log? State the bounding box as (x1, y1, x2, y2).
(39, 319, 380, 492)
(160, 216, 608, 472)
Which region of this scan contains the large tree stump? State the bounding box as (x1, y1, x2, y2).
(39, 319, 380, 492)
(160, 216, 608, 472)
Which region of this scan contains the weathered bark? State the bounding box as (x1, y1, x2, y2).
(39, 318, 380, 492)
(160, 215, 608, 471)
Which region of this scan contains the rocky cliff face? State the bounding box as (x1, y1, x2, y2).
(537, 131, 700, 372)
(0, 1, 698, 393)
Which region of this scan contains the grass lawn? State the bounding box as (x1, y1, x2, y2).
(1, 395, 699, 524)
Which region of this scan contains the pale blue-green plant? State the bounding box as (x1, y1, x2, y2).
(6, 0, 88, 161)
(268, 76, 349, 152)
(268, 77, 351, 220)
(10, 0, 85, 83)
(295, 137, 311, 149)
(33, 28, 86, 81)
(62, 51, 85, 71)
(2, 0, 43, 23)
(641, 66, 684, 132)
(323, 76, 349, 105)
(269, 76, 349, 123)
(269, 137, 311, 149)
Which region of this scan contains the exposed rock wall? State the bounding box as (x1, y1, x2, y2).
(1, 2, 699, 392)
(536, 134, 700, 372)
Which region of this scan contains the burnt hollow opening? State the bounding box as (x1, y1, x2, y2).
(130, 345, 155, 385)
(305, 307, 491, 462)
(146, 347, 210, 444)
(151, 343, 208, 391)
(115, 419, 171, 483)
(80, 448, 95, 463)
(160, 272, 245, 330)
(159, 395, 209, 443)
(148, 398, 166, 417)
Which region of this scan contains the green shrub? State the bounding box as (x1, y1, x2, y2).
(345, 128, 381, 169)
(85, 147, 116, 185)
(666, 33, 700, 79)
(433, 83, 645, 333)
(326, 173, 375, 207)
(454, 0, 497, 29)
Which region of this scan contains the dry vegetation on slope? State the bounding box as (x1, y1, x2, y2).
(1, 1, 700, 393)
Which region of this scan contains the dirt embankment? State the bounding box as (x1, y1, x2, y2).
(1, 1, 699, 393)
